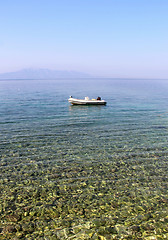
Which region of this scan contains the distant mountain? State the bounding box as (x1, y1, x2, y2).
(0, 68, 92, 79)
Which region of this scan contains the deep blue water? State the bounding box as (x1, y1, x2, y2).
(0, 79, 168, 238)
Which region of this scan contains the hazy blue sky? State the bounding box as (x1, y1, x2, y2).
(1, 0, 168, 78)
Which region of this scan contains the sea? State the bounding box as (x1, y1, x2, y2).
(0, 78, 168, 239)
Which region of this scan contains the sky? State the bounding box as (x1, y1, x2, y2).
(0, 0, 168, 78)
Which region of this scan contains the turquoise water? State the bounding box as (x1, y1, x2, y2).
(0, 79, 168, 239)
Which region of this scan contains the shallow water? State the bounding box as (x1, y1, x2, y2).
(0, 79, 168, 239)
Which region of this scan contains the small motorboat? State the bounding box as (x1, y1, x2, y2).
(68, 96, 107, 105)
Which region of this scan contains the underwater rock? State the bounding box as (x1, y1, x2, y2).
(56, 228, 68, 239)
(106, 226, 118, 234)
(2, 225, 16, 234)
(6, 214, 21, 222)
(129, 225, 140, 232)
(144, 236, 157, 240)
(22, 222, 35, 234)
(114, 224, 128, 235)
(98, 235, 106, 240)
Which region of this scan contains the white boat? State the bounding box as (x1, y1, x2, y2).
(68, 96, 107, 105)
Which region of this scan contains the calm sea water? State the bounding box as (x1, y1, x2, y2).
(0, 79, 168, 239)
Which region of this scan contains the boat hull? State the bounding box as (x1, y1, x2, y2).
(68, 98, 107, 105)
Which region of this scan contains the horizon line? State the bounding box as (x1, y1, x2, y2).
(0, 77, 168, 81)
